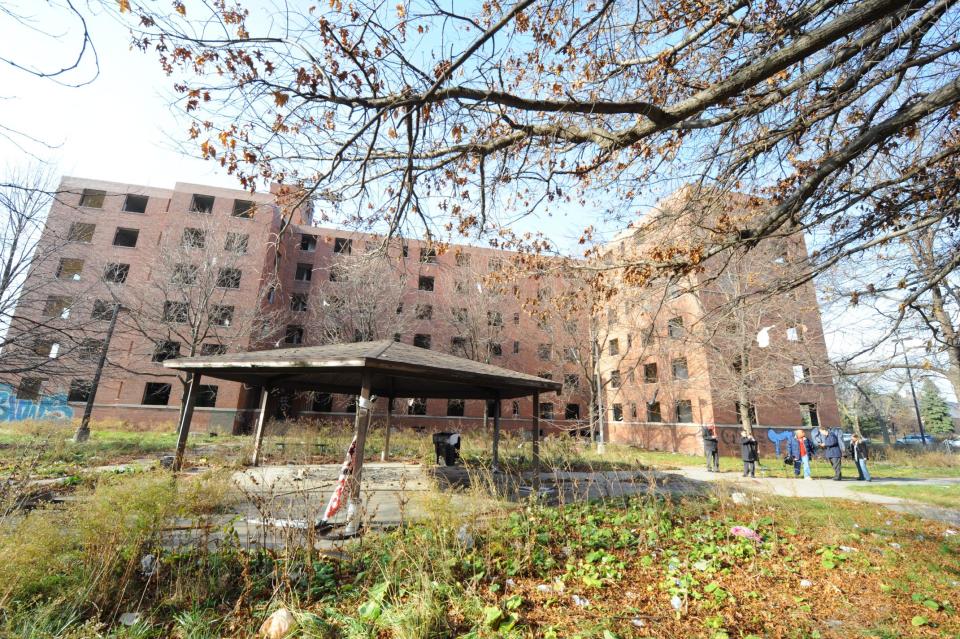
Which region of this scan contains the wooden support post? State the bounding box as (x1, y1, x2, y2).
(381, 396, 394, 461)
(346, 371, 373, 535)
(492, 393, 502, 472)
(250, 387, 270, 467)
(172, 373, 202, 472)
(531, 391, 540, 491)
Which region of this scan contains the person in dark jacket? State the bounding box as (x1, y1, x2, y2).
(740, 429, 759, 477)
(702, 424, 719, 472)
(819, 426, 843, 480)
(786, 430, 813, 479)
(850, 434, 871, 481)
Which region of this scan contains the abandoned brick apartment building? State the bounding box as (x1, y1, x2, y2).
(3, 177, 839, 452)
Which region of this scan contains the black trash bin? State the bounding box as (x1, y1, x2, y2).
(432, 432, 461, 466)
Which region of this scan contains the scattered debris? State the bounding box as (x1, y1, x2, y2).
(825, 620, 843, 630)
(800, 579, 813, 588)
(889, 542, 902, 550)
(159, 455, 175, 469)
(536, 584, 552, 594)
(670, 595, 683, 610)
(249, 518, 312, 530)
(572, 595, 590, 608)
(631, 618, 646, 628)
(944, 529, 958, 537)
(259, 608, 296, 639)
(838, 546, 858, 553)
(505, 578, 516, 589)
(119, 612, 141, 626)
(139, 554, 156, 577)
(730, 525, 762, 542)
(730, 492, 750, 505)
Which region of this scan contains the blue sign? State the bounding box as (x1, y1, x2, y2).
(0, 384, 74, 421)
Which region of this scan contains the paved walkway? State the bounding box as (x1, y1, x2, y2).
(667, 467, 960, 525)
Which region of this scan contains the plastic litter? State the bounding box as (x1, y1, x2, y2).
(730, 525, 762, 542)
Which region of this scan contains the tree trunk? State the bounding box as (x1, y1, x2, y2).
(737, 387, 753, 436)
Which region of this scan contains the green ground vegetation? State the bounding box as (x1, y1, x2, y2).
(851, 483, 960, 510)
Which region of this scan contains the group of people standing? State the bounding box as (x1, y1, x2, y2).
(701, 424, 872, 481)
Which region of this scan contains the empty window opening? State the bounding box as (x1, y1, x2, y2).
(200, 343, 227, 356)
(608, 338, 619, 356)
(16, 378, 44, 400)
(291, 293, 308, 312)
(232, 199, 255, 218)
(488, 342, 502, 357)
(539, 402, 555, 420)
(225, 232, 249, 254)
(182, 227, 206, 248)
(609, 370, 622, 388)
(565, 403, 581, 420)
(163, 301, 189, 323)
(42, 296, 73, 319)
(79, 338, 104, 360)
(513, 341, 520, 354)
(792, 364, 812, 384)
(91, 300, 115, 320)
(643, 362, 658, 383)
(300, 234, 317, 251)
(487, 311, 502, 327)
(415, 304, 433, 320)
(419, 247, 437, 263)
(672, 357, 689, 380)
(112, 227, 139, 247)
(413, 334, 431, 349)
(455, 252, 471, 267)
(67, 379, 91, 403)
(667, 317, 684, 339)
(612, 403, 624, 422)
(334, 237, 352, 254)
(312, 392, 333, 412)
(447, 399, 465, 417)
(800, 402, 819, 428)
(512, 401, 520, 417)
(408, 397, 427, 415)
(123, 194, 149, 213)
(196, 385, 219, 407)
(152, 340, 181, 362)
(676, 399, 693, 423)
(418, 276, 435, 291)
(285, 325, 305, 344)
(142, 382, 172, 406)
(190, 194, 215, 214)
(172, 263, 198, 285)
(537, 343, 552, 360)
(103, 263, 130, 284)
(295, 263, 313, 281)
(647, 401, 662, 422)
(209, 305, 234, 326)
(217, 268, 241, 288)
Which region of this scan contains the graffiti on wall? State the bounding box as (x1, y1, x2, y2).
(766, 429, 796, 457)
(0, 384, 74, 421)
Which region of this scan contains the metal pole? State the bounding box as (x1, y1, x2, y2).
(380, 396, 393, 461)
(250, 387, 271, 466)
(73, 302, 120, 443)
(492, 392, 502, 472)
(531, 391, 540, 492)
(593, 328, 606, 454)
(345, 371, 373, 535)
(901, 338, 928, 444)
(172, 373, 202, 471)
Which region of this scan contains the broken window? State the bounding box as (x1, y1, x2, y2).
(537, 343, 552, 360)
(415, 303, 433, 320)
(285, 325, 305, 344)
(79, 189, 106, 208)
(333, 237, 352, 254)
(413, 333, 431, 349)
(189, 194, 215, 214)
(513, 341, 520, 354)
(182, 227, 206, 248)
(676, 400, 693, 423)
(672, 357, 689, 380)
(300, 233, 317, 251)
(209, 305, 234, 327)
(455, 252, 471, 267)
(79, 338, 104, 360)
(612, 403, 624, 422)
(112, 227, 139, 247)
(647, 401, 662, 422)
(142, 382, 171, 405)
(67, 379, 91, 403)
(56, 258, 84, 281)
(539, 402, 555, 420)
(608, 338, 619, 356)
(451, 307, 468, 322)
(232, 199, 255, 218)
(512, 401, 521, 417)
(792, 364, 811, 384)
(42, 296, 73, 319)
(102, 263, 129, 284)
(513, 312, 521, 325)
(123, 194, 149, 213)
(312, 392, 333, 412)
(163, 301, 189, 323)
(67, 222, 95, 243)
(800, 402, 819, 428)
(407, 397, 427, 415)
(217, 268, 241, 288)
(667, 317, 684, 339)
(16, 378, 43, 400)
(786, 323, 804, 342)
(152, 340, 181, 362)
(200, 343, 227, 356)
(418, 275, 434, 291)
(225, 232, 249, 254)
(487, 311, 502, 327)
(419, 247, 437, 263)
(488, 342, 502, 357)
(565, 403, 580, 420)
(446, 399, 465, 417)
(291, 293, 308, 312)
(91, 299, 115, 320)
(171, 263, 198, 285)
(450, 336, 467, 356)
(609, 370, 622, 388)
(643, 362, 658, 384)
(295, 263, 313, 281)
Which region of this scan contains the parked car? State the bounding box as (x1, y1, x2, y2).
(894, 433, 939, 448)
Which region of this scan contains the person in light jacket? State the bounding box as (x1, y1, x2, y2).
(819, 426, 843, 480)
(702, 424, 719, 472)
(850, 434, 871, 481)
(787, 430, 813, 479)
(740, 429, 759, 477)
